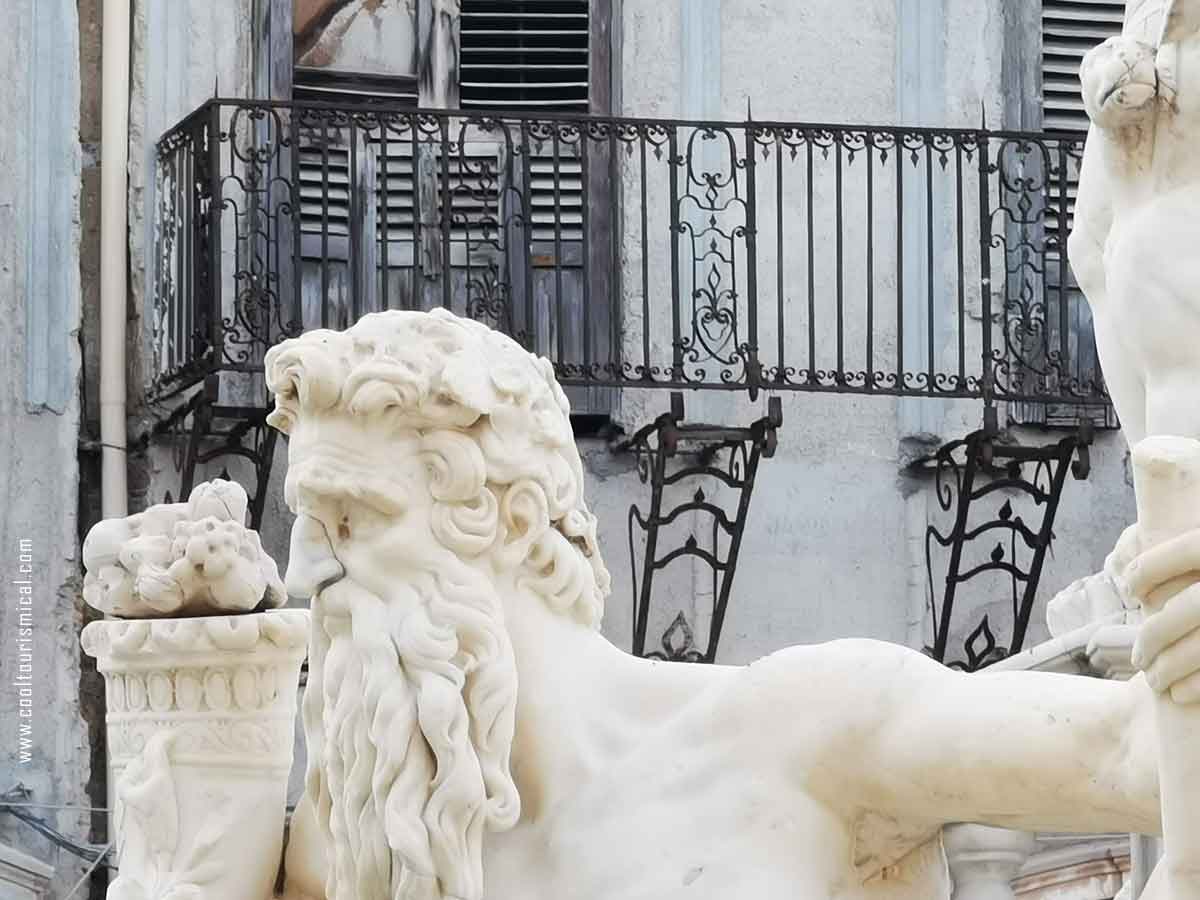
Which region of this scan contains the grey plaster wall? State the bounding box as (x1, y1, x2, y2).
(0, 2, 91, 896)
(602, 0, 1136, 664)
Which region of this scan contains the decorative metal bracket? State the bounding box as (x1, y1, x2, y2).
(622, 392, 782, 663)
(175, 377, 279, 531)
(912, 421, 1093, 672)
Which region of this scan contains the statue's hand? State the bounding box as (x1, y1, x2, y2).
(1128, 526, 1200, 702)
(83, 480, 286, 618)
(1080, 36, 1160, 129)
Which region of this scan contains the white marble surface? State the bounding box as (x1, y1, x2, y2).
(1069, 2, 1200, 446)
(82, 611, 309, 900)
(82, 480, 286, 618)
(259, 310, 1200, 900)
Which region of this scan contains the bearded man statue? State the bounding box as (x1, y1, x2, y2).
(266, 309, 1200, 900)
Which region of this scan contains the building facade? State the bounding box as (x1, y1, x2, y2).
(0, 2, 1134, 897)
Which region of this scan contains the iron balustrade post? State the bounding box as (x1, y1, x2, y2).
(806, 135, 816, 380)
(1056, 139, 1071, 383)
(955, 141, 966, 390)
(668, 127, 683, 380)
(520, 120, 535, 351)
(553, 127, 565, 363)
(925, 140, 935, 394)
(440, 116, 452, 311)
(412, 113, 424, 293)
(895, 132, 905, 391)
(743, 121, 761, 398)
(349, 118, 361, 326)
(581, 129, 592, 376)
(865, 133, 875, 390)
(206, 101, 224, 362)
(380, 113, 390, 311)
(978, 132, 995, 407)
(320, 111, 331, 327)
(775, 130, 786, 383)
(836, 134, 846, 386)
(289, 108, 303, 333)
(639, 130, 651, 378)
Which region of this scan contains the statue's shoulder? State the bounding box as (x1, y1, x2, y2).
(743, 638, 933, 695)
(732, 638, 936, 754)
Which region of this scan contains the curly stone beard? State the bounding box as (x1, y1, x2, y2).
(304, 565, 520, 900)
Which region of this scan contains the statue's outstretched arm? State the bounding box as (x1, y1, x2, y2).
(746, 636, 1160, 835)
(797, 523, 1200, 838)
(846, 643, 1161, 835)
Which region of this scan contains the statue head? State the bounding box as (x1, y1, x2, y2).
(264, 308, 610, 900)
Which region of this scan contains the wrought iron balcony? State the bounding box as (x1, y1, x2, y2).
(151, 98, 1106, 412)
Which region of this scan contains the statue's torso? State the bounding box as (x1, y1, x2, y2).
(480, 675, 949, 900)
(482, 803, 947, 900)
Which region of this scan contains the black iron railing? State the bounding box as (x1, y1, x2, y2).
(152, 98, 1105, 409)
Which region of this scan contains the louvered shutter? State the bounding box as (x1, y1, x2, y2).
(1041, 1, 1125, 131)
(298, 136, 504, 262)
(530, 155, 583, 242)
(459, 0, 590, 110)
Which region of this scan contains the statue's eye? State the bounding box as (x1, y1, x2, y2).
(336, 503, 388, 542)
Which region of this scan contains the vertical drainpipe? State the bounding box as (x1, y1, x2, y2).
(101, 0, 131, 518)
(897, 0, 945, 649)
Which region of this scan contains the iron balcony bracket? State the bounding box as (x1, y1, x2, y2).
(910, 421, 1094, 672)
(622, 392, 782, 663)
(172, 376, 279, 531)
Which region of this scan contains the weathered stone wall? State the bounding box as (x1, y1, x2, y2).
(0, 2, 91, 896)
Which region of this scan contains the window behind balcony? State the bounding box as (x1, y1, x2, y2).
(285, 0, 614, 414)
(459, 0, 591, 110)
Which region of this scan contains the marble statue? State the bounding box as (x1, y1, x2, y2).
(1069, 0, 1200, 444)
(262, 308, 1200, 900)
(1061, 5, 1200, 894)
(1047, 0, 1200, 641)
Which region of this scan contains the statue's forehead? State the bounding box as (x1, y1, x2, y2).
(284, 418, 425, 509)
(284, 457, 419, 516)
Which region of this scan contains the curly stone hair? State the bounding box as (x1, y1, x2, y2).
(264, 307, 610, 626)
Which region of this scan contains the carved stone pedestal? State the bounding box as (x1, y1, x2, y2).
(82, 610, 309, 900)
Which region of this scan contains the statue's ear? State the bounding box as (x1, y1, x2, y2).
(498, 480, 550, 565)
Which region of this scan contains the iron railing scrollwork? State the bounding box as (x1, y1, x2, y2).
(152, 99, 1107, 413)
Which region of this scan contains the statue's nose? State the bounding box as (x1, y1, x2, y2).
(285, 514, 345, 601)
